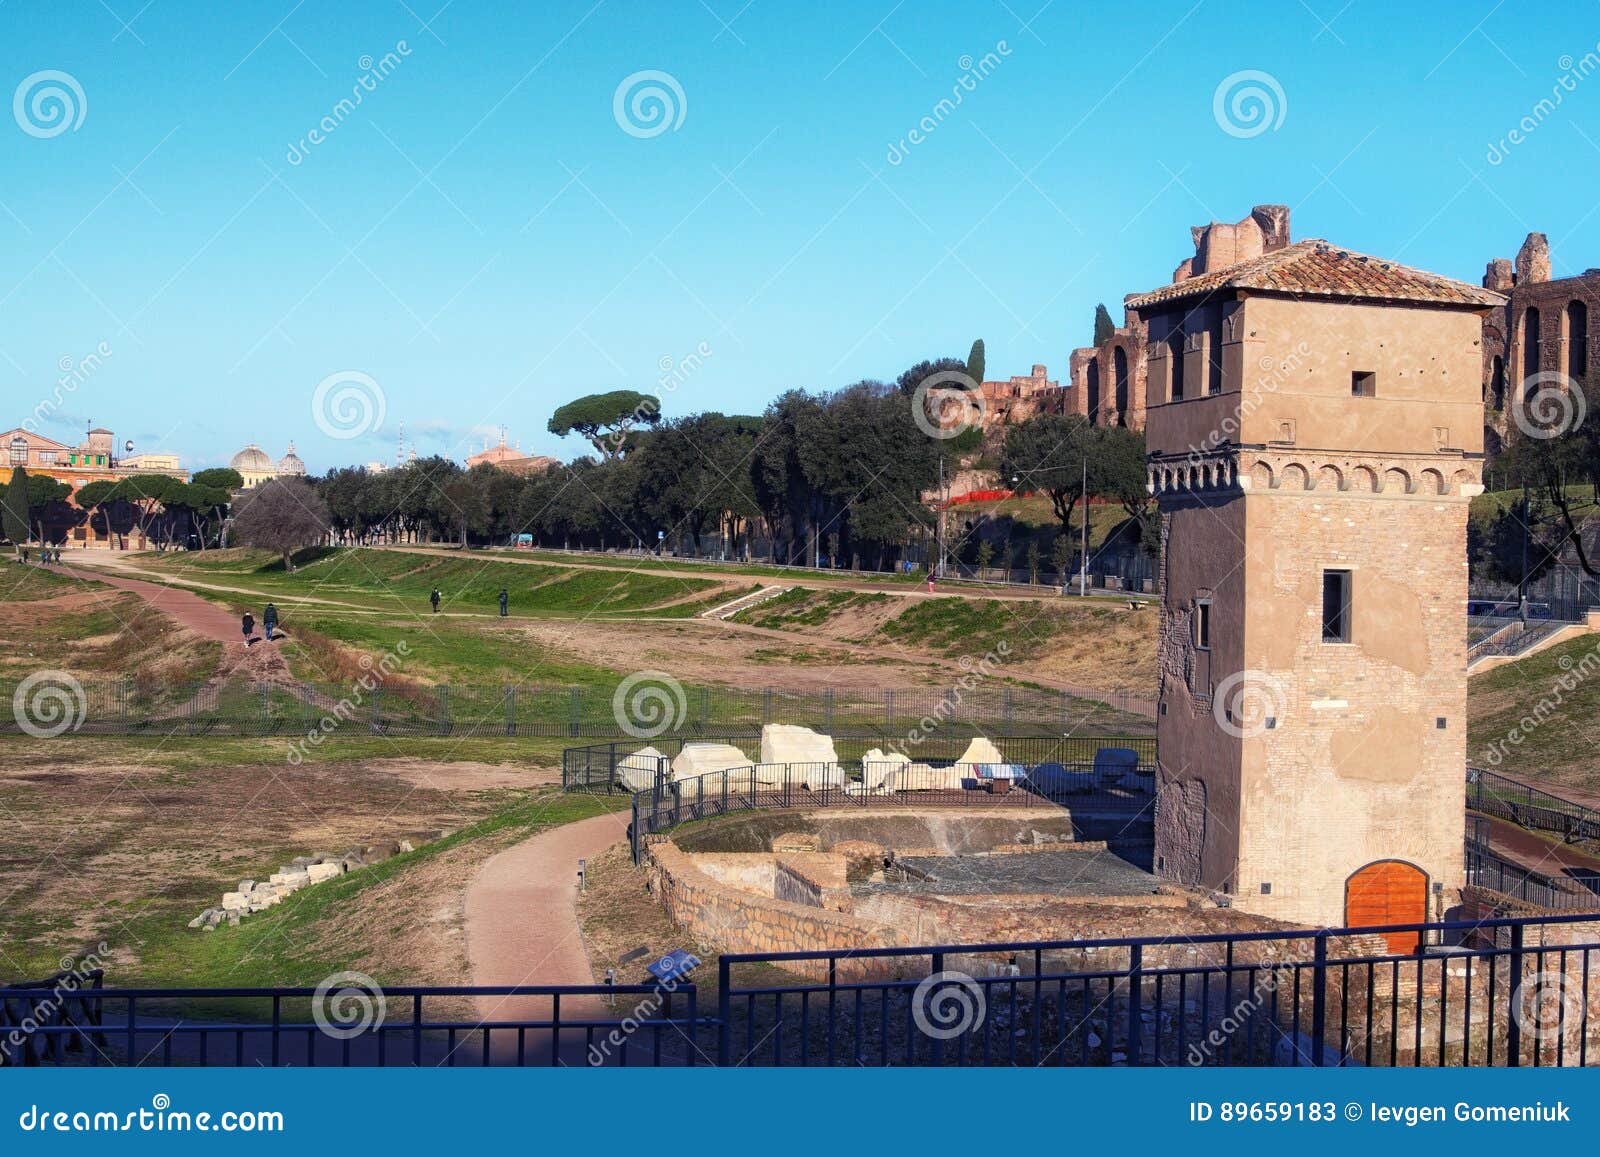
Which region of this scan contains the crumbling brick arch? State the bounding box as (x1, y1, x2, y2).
(1113, 346, 1130, 426)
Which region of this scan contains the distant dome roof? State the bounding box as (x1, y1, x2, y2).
(230, 444, 273, 472)
(277, 443, 306, 475)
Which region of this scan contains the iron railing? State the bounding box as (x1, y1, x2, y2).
(1468, 767, 1600, 843)
(0, 679, 1155, 739)
(564, 734, 1159, 792)
(0, 984, 701, 1068)
(712, 913, 1600, 1067)
(1465, 836, 1600, 911)
(8, 914, 1600, 1067)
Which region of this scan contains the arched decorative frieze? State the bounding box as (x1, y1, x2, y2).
(1350, 465, 1379, 493)
(1250, 460, 1274, 489)
(1279, 463, 1310, 491)
(1419, 468, 1446, 496)
(1316, 465, 1344, 492)
(1382, 467, 1412, 495)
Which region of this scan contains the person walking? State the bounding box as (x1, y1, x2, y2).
(498, 588, 509, 617)
(241, 610, 255, 645)
(430, 587, 442, 614)
(926, 570, 936, 595)
(263, 602, 279, 641)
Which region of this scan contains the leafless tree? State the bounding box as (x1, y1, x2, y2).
(230, 478, 330, 571)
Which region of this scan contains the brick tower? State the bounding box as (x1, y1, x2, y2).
(1130, 239, 1505, 937)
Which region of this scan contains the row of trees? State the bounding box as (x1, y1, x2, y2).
(3, 338, 1151, 574)
(1, 466, 244, 553)
(310, 355, 1149, 572)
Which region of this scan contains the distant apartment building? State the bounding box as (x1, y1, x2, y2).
(1, 425, 190, 547)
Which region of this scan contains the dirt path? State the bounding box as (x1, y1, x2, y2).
(57, 557, 294, 683)
(377, 543, 1113, 604)
(463, 810, 630, 1051)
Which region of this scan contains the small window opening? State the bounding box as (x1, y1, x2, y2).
(1321, 569, 1352, 643)
(1194, 600, 1211, 650)
(1352, 371, 1376, 398)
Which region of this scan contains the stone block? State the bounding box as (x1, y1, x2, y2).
(220, 891, 249, 911)
(670, 742, 752, 783)
(759, 724, 838, 767)
(306, 862, 342, 884)
(617, 746, 666, 793)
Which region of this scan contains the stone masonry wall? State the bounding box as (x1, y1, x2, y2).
(643, 840, 905, 980)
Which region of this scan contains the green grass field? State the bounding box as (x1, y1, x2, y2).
(150, 547, 727, 619)
(1467, 631, 1600, 792)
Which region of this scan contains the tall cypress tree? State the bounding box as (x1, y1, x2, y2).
(2, 466, 30, 551)
(1093, 304, 1116, 346)
(966, 338, 986, 385)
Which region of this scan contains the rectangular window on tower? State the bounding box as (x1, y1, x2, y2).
(1321, 569, 1352, 643)
(1351, 371, 1376, 398)
(1194, 599, 1211, 650)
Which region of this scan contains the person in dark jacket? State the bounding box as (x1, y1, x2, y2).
(241, 611, 255, 644)
(498, 589, 508, 617)
(430, 587, 441, 614)
(263, 602, 279, 641)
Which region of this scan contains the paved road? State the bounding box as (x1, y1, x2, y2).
(463, 810, 631, 1061)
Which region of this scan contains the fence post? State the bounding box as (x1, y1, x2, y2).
(1003, 689, 1013, 736)
(505, 685, 516, 736)
(570, 688, 581, 737)
(1126, 943, 1143, 1066)
(1310, 934, 1328, 1066)
(763, 687, 773, 726)
(1506, 921, 1525, 1066)
(717, 957, 732, 1067)
(884, 689, 894, 732)
(437, 685, 450, 736)
(824, 688, 834, 734)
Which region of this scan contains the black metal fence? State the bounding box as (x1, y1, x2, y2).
(9, 914, 1600, 1067)
(1469, 767, 1600, 843)
(621, 742, 1159, 861)
(0, 679, 1155, 739)
(563, 734, 1159, 792)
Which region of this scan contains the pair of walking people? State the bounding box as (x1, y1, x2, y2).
(241, 603, 280, 645)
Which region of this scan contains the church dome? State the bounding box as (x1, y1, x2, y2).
(230, 444, 273, 473)
(277, 443, 306, 476)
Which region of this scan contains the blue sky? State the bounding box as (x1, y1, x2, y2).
(4, 0, 1600, 472)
